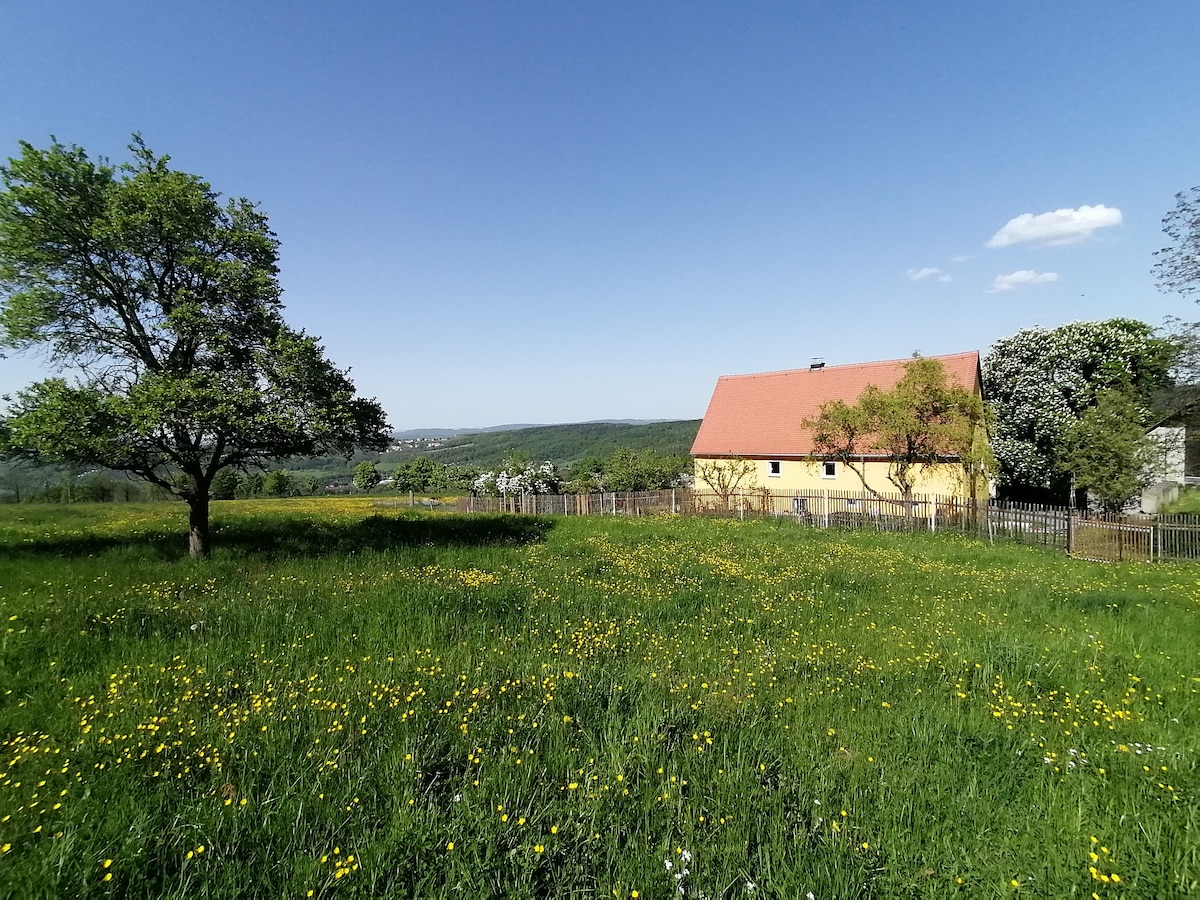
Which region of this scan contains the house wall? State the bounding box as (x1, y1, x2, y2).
(1148, 426, 1186, 481)
(693, 456, 976, 498)
(1140, 426, 1187, 514)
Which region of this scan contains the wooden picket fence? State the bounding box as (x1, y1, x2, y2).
(448, 488, 1200, 562)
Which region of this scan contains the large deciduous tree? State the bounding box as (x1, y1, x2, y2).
(0, 136, 389, 556)
(804, 355, 990, 509)
(982, 320, 1175, 502)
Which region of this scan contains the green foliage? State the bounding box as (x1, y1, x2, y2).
(74, 474, 115, 503)
(563, 448, 690, 493)
(239, 471, 264, 498)
(0, 501, 1196, 897)
(603, 447, 690, 492)
(393, 456, 438, 492)
(1061, 389, 1163, 512)
(263, 469, 293, 498)
(352, 460, 381, 493)
(0, 136, 389, 555)
(983, 320, 1175, 498)
(210, 468, 240, 500)
(806, 355, 989, 500)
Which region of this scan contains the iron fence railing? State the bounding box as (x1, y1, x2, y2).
(436, 489, 1200, 562)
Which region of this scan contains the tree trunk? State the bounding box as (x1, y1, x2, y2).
(188, 494, 211, 559)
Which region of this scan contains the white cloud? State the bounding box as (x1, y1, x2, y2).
(906, 266, 951, 283)
(950, 255, 970, 263)
(985, 204, 1122, 248)
(987, 270, 1060, 293)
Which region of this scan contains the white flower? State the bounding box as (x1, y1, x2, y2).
(680, 850, 693, 863)
(746, 880, 757, 892)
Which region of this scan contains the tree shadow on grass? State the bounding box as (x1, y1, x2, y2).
(0, 512, 555, 562)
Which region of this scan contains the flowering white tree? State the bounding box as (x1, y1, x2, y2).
(472, 458, 559, 496)
(983, 319, 1175, 499)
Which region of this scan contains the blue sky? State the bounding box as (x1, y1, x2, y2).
(2, 1, 1198, 429)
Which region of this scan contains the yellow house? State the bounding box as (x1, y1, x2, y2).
(691, 352, 986, 499)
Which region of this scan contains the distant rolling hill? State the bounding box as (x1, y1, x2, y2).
(383, 420, 702, 470)
(391, 419, 677, 440)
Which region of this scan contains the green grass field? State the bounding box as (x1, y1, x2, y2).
(1, 499, 1196, 898)
(1163, 487, 1200, 515)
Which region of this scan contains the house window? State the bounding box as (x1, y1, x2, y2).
(822, 461, 837, 479)
(768, 460, 781, 477)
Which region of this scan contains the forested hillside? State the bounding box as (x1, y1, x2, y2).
(382, 419, 701, 470)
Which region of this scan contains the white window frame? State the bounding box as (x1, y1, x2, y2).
(767, 460, 782, 478)
(821, 460, 838, 479)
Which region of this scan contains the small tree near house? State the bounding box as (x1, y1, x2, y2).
(804, 355, 991, 513)
(694, 457, 758, 510)
(1060, 388, 1167, 513)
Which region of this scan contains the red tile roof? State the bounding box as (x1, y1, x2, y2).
(691, 352, 981, 458)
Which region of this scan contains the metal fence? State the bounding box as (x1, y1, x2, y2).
(448, 489, 1200, 562)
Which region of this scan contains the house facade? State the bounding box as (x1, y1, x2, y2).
(691, 352, 987, 499)
(1141, 418, 1199, 513)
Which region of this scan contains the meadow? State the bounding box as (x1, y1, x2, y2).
(0, 499, 1196, 898)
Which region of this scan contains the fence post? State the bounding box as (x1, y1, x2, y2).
(822, 490, 829, 528)
(1067, 511, 1074, 555)
(672, 487, 677, 514)
(929, 496, 935, 533)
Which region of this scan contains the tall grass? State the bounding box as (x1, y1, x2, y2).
(1, 499, 1196, 898)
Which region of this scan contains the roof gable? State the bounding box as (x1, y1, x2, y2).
(690, 352, 981, 458)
